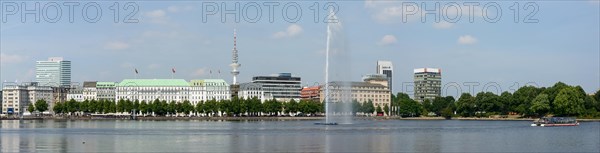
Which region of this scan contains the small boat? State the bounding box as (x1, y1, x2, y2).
(531, 117, 579, 127)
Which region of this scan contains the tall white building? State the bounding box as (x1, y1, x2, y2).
(376, 60, 393, 92)
(230, 29, 241, 85)
(190, 79, 231, 105)
(36, 57, 71, 87)
(1, 82, 54, 115)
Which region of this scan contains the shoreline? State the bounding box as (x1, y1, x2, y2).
(3, 116, 600, 122)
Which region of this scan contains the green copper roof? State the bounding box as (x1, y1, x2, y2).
(96, 82, 116, 88)
(117, 79, 190, 87)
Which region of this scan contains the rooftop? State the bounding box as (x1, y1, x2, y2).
(117, 79, 190, 87)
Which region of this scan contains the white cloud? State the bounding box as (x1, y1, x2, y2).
(145, 9, 166, 18)
(144, 9, 168, 24)
(104, 41, 130, 50)
(0, 53, 26, 64)
(458, 35, 478, 45)
(167, 5, 194, 13)
(191, 68, 207, 77)
(273, 24, 303, 38)
(365, 1, 420, 23)
(378, 35, 398, 45)
(433, 21, 454, 29)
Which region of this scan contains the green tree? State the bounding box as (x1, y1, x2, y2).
(152, 99, 163, 116)
(594, 89, 600, 102)
(53, 102, 64, 115)
(499, 92, 513, 115)
(27, 103, 35, 114)
(422, 99, 433, 115)
(351, 100, 361, 115)
(376, 105, 383, 114)
(513, 86, 542, 116)
(89, 100, 98, 114)
(530, 94, 551, 117)
(204, 99, 218, 117)
(431, 97, 451, 116)
(455, 93, 476, 117)
(248, 97, 262, 116)
(475, 92, 503, 115)
(284, 99, 299, 116)
(398, 98, 421, 117)
(35, 99, 49, 113)
(383, 104, 390, 116)
(364, 100, 375, 115)
(80, 100, 90, 114)
(195, 101, 205, 116)
(167, 101, 177, 116)
(553, 87, 585, 116)
(117, 99, 125, 113)
(65, 99, 79, 115)
(184, 100, 194, 116)
(542, 82, 569, 104)
(441, 106, 454, 119)
(140, 101, 148, 115)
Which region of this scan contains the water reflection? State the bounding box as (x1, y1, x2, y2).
(0, 120, 598, 152)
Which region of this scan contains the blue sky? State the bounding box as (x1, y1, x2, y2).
(1, 0, 599, 97)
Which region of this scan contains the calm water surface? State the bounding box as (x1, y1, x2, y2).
(1, 119, 599, 152)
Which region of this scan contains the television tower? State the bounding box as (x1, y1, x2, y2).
(230, 29, 241, 85)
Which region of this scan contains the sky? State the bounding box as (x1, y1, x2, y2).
(1, 0, 599, 98)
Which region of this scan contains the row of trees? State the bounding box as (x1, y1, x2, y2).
(390, 82, 600, 118)
(27, 99, 49, 115)
(53, 97, 326, 117)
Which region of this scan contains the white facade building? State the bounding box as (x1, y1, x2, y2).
(66, 88, 84, 102)
(190, 79, 231, 105)
(82, 81, 116, 101)
(238, 82, 273, 102)
(116, 79, 190, 103)
(2, 82, 54, 114)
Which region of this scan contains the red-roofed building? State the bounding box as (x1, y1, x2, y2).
(301, 86, 321, 102)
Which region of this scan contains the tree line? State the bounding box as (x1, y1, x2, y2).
(51, 97, 393, 117)
(391, 82, 600, 118)
(52, 97, 328, 117)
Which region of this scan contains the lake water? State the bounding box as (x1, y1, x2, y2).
(1, 119, 599, 152)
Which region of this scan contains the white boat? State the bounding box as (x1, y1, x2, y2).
(531, 117, 579, 127)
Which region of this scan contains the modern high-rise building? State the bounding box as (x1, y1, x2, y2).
(252, 73, 301, 102)
(413, 68, 442, 102)
(36, 57, 71, 87)
(376, 61, 393, 92)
